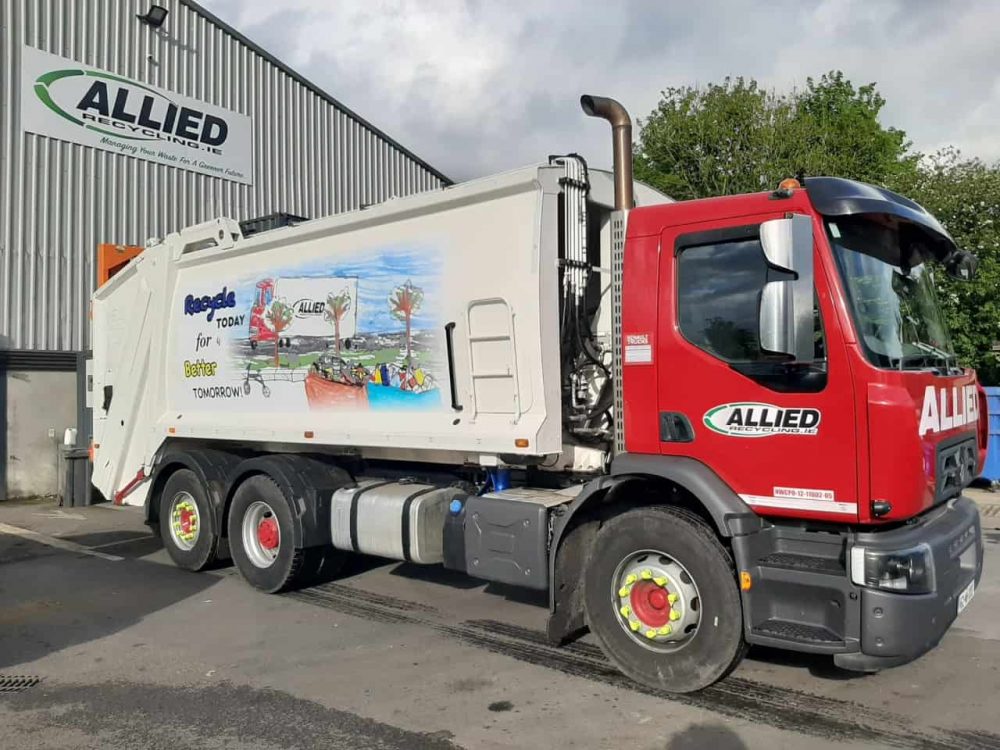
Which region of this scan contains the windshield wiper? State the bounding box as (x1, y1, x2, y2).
(894, 342, 956, 373)
(912, 341, 960, 372)
(910, 340, 948, 358)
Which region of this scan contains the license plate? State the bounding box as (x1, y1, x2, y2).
(958, 580, 976, 614)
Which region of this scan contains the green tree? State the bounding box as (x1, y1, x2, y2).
(790, 72, 918, 187)
(266, 298, 294, 367)
(388, 280, 424, 361)
(324, 289, 352, 356)
(634, 72, 917, 201)
(893, 149, 1000, 384)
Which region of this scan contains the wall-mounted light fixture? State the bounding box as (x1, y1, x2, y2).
(136, 4, 169, 28)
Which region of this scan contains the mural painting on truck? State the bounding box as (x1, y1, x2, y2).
(171, 246, 442, 413)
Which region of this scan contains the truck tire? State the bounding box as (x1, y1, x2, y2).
(583, 505, 746, 693)
(158, 469, 219, 572)
(228, 475, 320, 593)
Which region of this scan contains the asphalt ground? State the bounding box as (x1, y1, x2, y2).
(1, 491, 999, 750)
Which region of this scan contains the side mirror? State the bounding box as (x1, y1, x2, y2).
(759, 214, 814, 362)
(944, 249, 978, 281)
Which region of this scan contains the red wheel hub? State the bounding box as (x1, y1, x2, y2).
(257, 517, 279, 550)
(179, 508, 195, 535)
(629, 581, 672, 627)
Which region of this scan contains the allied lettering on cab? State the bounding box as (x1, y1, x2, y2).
(918, 385, 979, 436)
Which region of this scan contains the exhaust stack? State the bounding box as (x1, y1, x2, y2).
(580, 95, 633, 211)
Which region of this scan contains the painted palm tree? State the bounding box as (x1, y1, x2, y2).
(388, 280, 424, 361)
(266, 298, 294, 366)
(324, 289, 352, 355)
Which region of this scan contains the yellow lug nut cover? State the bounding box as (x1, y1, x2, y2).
(653, 577, 668, 587)
(658, 626, 672, 636)
(630, 620, 641, 632)
(619, 605, 631, 617)
(667, 593, 679, 604)
(645, 629, 657, 639)
(625, 573, 638, 585)
(640, 569, 653, 580)
(669, 610, 681, 621)
(618, 586, 630, 598)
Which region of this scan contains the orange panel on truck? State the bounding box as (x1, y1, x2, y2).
(97, 243, 143, 287)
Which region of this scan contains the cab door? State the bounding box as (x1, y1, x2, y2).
(655, 213, 859, 523)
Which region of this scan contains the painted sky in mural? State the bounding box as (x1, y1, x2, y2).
(233, 245, 440, 335)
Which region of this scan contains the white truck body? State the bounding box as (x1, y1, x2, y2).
(91, 163, 668, 505)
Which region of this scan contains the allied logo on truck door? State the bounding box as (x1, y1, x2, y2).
(918, 385, 979, 436)
(703, 402, 821, 437)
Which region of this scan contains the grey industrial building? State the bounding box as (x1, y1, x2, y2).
(0, 0, 449, 499)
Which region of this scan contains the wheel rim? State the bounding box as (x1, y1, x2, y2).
(168, 491, 200, 551)
(242, 500, 281, 568)
(612, 549, 701, 651)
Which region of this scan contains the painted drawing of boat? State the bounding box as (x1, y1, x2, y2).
(305, 359, 369, 409)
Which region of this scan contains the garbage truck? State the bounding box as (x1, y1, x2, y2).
(90, 95, 986, 693)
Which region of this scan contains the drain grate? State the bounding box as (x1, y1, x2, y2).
(0, 676, 40, 693)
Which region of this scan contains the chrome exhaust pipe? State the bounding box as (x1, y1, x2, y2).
(580, 95, 633, 211)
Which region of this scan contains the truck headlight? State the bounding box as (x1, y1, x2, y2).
(850, 544, 935, 594)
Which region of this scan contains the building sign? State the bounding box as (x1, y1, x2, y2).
(21, 46, 253, 185)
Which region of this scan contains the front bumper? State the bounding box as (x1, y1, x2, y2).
(834, 496, 983, 671)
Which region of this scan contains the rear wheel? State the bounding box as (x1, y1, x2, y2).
(583, 505, 746, 693)
(159, 469, 218, 571)
(228, 475, 341, 592)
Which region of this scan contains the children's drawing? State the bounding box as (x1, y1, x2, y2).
(265, 298, 294, 366)
(324, 289, 352, 356)
(389, 280, 424, 361)
(225, 247, 442, 412)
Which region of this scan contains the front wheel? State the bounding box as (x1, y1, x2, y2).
(583, 505, 746, 693)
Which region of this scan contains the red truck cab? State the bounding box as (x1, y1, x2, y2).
(607, 176, 984, 672)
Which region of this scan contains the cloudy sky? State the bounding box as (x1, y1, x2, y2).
(201, 0, 1000, 183)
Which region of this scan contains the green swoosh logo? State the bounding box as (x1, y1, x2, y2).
(33, 68, 173, 142)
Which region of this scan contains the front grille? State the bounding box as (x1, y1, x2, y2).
(936, 437, 978, 503)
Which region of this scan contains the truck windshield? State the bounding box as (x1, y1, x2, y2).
(828, 216, 956, 371)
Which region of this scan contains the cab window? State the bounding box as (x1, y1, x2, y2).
(676, 229, 827, 391)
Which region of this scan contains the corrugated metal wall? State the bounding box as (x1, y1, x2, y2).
(0, 0, 448, 352)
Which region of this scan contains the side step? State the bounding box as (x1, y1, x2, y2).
(751, 618, 845, 646)
(737, 528, 855, 654)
